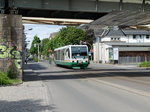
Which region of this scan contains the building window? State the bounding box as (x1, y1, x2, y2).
(133, 35, 136, 39)
(146, 35, 149, 39)
(111, 37, 120, 41)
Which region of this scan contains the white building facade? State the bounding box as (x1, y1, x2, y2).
(93, 28, 150, 64)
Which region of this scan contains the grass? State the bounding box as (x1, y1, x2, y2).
(139, 61, 150, 67)
(0, 72, 22, 86)
(33, 57, 38, 62)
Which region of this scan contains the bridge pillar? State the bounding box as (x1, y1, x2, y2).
(0, 14, 23, 80)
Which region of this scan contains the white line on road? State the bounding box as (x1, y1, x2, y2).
(79, 75, 150, 98)
(93, 78, 150, 98)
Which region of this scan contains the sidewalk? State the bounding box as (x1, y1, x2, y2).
(0, 64, 52, 112)
(89, 61, 150, 70)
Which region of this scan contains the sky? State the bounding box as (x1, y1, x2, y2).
(24, 24, 65, 48)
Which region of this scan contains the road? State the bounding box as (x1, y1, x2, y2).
(28, 61, 150, 112)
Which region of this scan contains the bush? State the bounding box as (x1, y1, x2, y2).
(0, 72, 21, 86)
(7, 68, 18, 79)
(0, 72, 11, 85)
(45, 57, 49, 60)
(139, 61, 150, 67)
(33, 57, 38, 62)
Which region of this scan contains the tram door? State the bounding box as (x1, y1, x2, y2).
(65, 48, 70, 60)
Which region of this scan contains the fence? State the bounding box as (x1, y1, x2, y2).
(119, 56, 150, 64)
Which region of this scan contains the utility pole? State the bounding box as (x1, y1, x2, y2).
(38, 44, 40, 62)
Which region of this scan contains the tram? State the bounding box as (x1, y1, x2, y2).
(54, 45, 90, 69)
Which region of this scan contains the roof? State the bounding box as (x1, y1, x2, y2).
(107, 29, 125, 36)
(94, 28, 150, 37)
(94, 29, 109, 37)
(88, 11, 150, 29)
(122, 30, 150, 35)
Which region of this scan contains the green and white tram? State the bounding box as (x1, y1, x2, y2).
(54, 45, 90, 69)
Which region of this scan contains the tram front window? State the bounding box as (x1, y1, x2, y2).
(71, 46, 88, 58)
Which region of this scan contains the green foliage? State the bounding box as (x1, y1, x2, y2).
(29, 35, 41, 55)
(0, 72, 21, 85)
(45, 57, 49, 60)
(41, 38, 50, 56)
(33, 57, 38, 62)
(48, 26, 89, 50)
(7, 68, 18, 79)
(58, 26, 86, 45)
(139, 61, 150, 67)
(0, 72, 11, 85)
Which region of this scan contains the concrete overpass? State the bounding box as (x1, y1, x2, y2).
(0, 0, 150, 20)
(22, 17, 93, 25)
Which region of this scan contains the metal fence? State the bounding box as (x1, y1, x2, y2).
(119, 56, 150, 64)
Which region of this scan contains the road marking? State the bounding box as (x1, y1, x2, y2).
(79, 75, 150, 98)
(93, 78, 150, 98)
(102, 72, 150, 85)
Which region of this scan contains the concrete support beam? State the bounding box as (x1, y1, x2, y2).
(0, 14, 23, 79)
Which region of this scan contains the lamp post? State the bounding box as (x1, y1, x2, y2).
(24, 27, 33, 63)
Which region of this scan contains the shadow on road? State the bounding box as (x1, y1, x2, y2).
(0, 100, 55, 112)
(39, 72, 150, 81)
(23, 62, 150, 81)
(23, 63, 47, 70)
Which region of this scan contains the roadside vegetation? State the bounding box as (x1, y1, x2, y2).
(0, 70, 21, 86)
(139, 61, 150, 67)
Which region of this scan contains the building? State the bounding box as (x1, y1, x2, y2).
(93, 27, 150, 64)
(49, 32, 59, 39)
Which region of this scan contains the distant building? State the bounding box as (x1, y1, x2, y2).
(49, 32, 59, 39)
(93, 27, 150, 64)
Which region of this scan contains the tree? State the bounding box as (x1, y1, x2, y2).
(41, 38, 50, 56)
(29, 35, 41, 55)
(59, 26, 86, 45)
(48, 26, 88, 50)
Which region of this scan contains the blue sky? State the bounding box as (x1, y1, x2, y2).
(24, 24, 65, 48)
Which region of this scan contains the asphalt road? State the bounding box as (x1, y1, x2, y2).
(29, 61, 150, 112)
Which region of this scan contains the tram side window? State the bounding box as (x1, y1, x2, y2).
(60, 50, 65, 60)
(58, 50, 61, 60)
(60, 50, 62, 60)
(56, 51, 60, 60)
(56, 51, 59, 60)
(54, 51, 56, 60)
